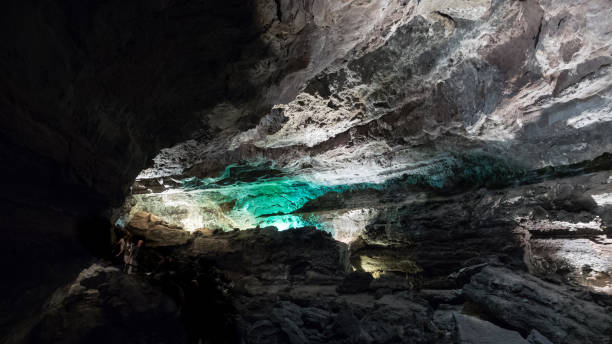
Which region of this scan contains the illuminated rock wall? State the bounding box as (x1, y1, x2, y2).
(124, 153, 611, 244)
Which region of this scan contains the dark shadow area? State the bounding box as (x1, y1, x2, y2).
(0, 1, 280, 342)
(149, 256, 239, 344)
(75, 217, 112, 258)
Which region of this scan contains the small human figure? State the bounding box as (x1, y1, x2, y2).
(127, 239, 144, 274)
(116, 233, 133, 272)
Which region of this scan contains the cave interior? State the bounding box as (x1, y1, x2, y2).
(1, 0, 612, 343)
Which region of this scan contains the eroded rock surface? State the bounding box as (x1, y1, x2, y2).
(17, 264, 185, 344)
(464, 266, 612, 344)
(127, 211, 190, 247)
(2, 0, 612, 343)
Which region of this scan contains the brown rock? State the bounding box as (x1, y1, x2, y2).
(127, 211, 190, 247)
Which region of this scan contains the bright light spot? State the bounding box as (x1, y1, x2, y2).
(592, 192, 612, 206)
(321, 208, 379, 243)
(551, 236, 612, 294)
(566, 111, 612, 129)
(259, 215, 318, 231)
(524, 218, 604, 232)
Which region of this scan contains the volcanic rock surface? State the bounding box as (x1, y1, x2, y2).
(1, 0, 612, 343)
(14, 225, 612, 343)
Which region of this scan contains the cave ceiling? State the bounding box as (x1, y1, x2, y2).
(124, 0, 612, 241)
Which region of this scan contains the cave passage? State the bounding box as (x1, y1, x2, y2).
(122, 152, 612, 242)
(2, 0, 612, 343)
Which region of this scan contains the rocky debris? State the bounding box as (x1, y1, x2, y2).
(454, 313, 528, 344)
(463, 266, 612, 344)
(127, 211, 191, 247)
(239, 291, 435, 344)
(17, 219, 612, 344)
(135, 226, 437, 343)
(22, 263, 185, 344)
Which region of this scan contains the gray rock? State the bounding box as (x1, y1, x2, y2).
(527, 329, 554, 344)
(449, 264, 489, 286)
(421, 289, 463, 307)
(23, 263, 185, 344)
(454, 313, 528, 344)
(301, 307, 332, 329)
(332, 309, 363, 341)
(463, 267, 612, 344)
(277, 317, 308, 344)
(272, 301, 304, 327)
(248, 320, 282, 344)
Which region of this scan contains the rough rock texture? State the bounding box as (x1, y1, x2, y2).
(168, 228, 440, 344)
(187, 227, 349, 284)
(2, 0, 612, 343)
(527, 330, 554, 344)
(143, 0, 612, 185)
(126, 211, 190, 247)
(352, 170, 612, 290)
(454, 313, 528, 344)
(463, 266, 612, 344)
(0, 1, 410, 335)
(123, 0, 612, 300)
(16, 223, 612, 344)
(11, 264, 185, 344)
(1, 0, 411, 211)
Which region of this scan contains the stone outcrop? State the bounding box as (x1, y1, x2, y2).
(174, 227, 439, 343)
(1, 0, 612, 343)
(463, 266, 612, 344)
(186, 227, 349, 286)
(126, 211, 190, 247)
(454, 313, 529, 344)
(13, 264, 185, 344)
(351, 170, 612, 290)
(0, 1, 409, 336)
(16, 222, 612, 344)
(142, 0, 612, 188)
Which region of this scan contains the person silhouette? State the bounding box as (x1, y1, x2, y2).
(116, 233, 133, 272)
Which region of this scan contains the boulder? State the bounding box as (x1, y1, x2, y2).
(527, 329, 554, 344)
(127, 211, 191, 247)
(24, 263, 185, 344)
(463, 267, 612, 344)
(454, 313, 528, 344)
(421, 289, 463, 307)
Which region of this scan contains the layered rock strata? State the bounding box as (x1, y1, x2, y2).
(18, 224, 612, 344)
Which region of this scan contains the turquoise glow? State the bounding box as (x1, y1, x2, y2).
(259, 214, 322, 231)
(182, 163, 338, 230)
(184, 165, 329, 213)
(179, 153, 527, 231)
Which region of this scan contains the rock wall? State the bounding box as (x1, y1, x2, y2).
(17, 224, 611, 343)
(0, 1, 409, 338)
(1, 0, 612, 342)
